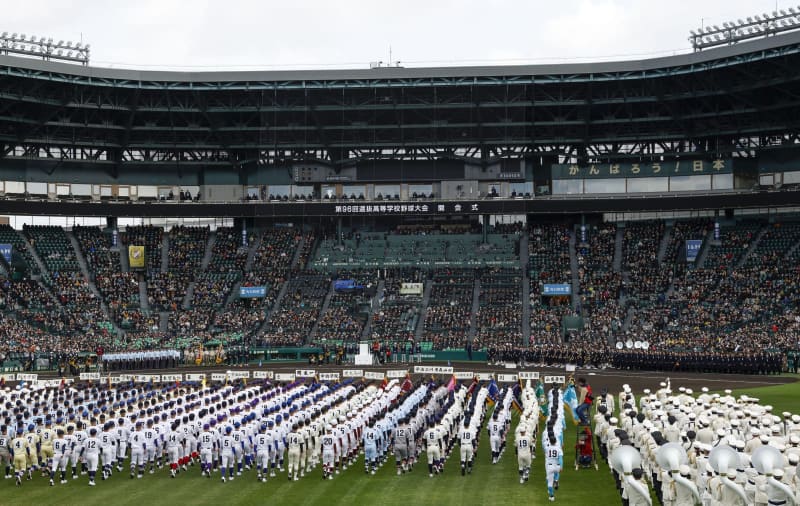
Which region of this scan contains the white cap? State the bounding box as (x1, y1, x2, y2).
(679, 464, 691, 476)
(773, 468, 784, 478)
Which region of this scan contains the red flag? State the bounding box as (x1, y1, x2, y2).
(380, 377, 388, 390)
(401, 373, 413, 392)
(466, 377, 478, 396)
(59, 377, 66, 391)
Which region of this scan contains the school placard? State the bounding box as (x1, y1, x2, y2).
(79, 372, 101, 380)
(342, 369, 363, 378)
(386, 370, 407, 379)
(544, 376, 566, 384)
(319, 372, 340, 381)
(414, 366, 453, 375)
(252, 371, 274, 379)
(518, 371, 540, 380)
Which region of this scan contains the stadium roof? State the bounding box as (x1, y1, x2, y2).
(3, 29, 800, 84)
(1, 30, 800, 166)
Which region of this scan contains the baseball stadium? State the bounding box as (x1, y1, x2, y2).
(0, 4, 799, 505)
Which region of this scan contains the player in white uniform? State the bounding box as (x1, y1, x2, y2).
(286, 424, 303, 481)
(99, 423, 117, 480)
(71, 423, 88, 479)
(129, 421, 147, 479)
(392, 418, 411, 475)
(459, 418, 475, 476)
(198, 424, 216, 478)
(321, 425, 338, 480)
(115, 417, 130, 472)
(488, 411, 504, 464)
(516, 425, 533, 484)
(424, 421, 442, 477)
(143, 419, 159, 474)
(220, 426, 238, 483)
(363, 421, 379, 475)
(543, 430, 563, 502)
(79, 428, 101, 486)
(51, 429, 71, 485)
(254, 424, 272, 482)
(166, 422, 183, 478)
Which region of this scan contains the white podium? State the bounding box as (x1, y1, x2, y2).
(354, 342, 372, 366)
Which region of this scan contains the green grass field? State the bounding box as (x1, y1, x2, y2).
(3, 377, 798, 506)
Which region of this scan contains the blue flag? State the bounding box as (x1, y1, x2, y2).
(487, 379, 499, 404)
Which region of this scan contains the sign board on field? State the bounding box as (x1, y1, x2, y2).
(497, 374, 518, 383)
(414, 366, 453, 375)
(454, 371, 475, 380)
(342, 370, 363, 378)
(185, 373, 206, 382)
(110, 376, 126, 385)
(226, 371, 250, 379)
(80, 372, 101, 380)
(386, 370, 407, 379)
(118, 374, 134, 382)
(211, 373, 227, 382)
(319, 372, 340, 381)
(295, 369, 316, 378)
(275, 373, 295, 382)
(161, 374, 183, 382)
(518, 371, 540, 380)
(16, 373, 38, 382)
(364, 371, 385, 380)
(252, 371, 274, 379)
(476, 373, 494, 381)
(544, 376, 566, 385)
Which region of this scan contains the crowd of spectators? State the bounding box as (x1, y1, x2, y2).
(369, 268, 425, 345)
(423, 268, 474, 350)
(258, 272, 329, 347)
(474, 267, 522, 350)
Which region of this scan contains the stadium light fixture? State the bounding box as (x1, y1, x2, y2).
(0, 32, 90, 64)
(691, 6, 800, 51)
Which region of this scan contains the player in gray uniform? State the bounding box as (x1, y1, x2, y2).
(392, 417, 411, 475)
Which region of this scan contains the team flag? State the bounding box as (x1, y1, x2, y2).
(401, 373, 413, 393)
(446, 375, 457, 392)
(486, 378, 499, 406)
(563, 383, 580, 424)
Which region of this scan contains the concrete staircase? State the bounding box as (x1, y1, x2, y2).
(657, 224, 673, 264)
(306, 280, 335, 343)
(244, 231, 263, 271)
(159, 312, 169, 333)
(520, 232, 531, 345)
(468, 278, 481, 342)
(568, 229, 580, 309)
(736, 226, 769, 269)
(138, 280, 150, 312)
(613, 225, 624, 272)
(200, 232, 215, 270)
(415, 280, 434, 341)
(66, 231, 119, 334)
(182, 282, 195, 310)
(21, 235, 48, 280)
(119, 243, 130, 273)
(360, 280, 385, 340)
(694, 229, 716, 268)
(255, 280, 290, 337)
(161, 233, 170, 273)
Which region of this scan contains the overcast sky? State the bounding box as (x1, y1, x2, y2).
(0, 0, 793, 70)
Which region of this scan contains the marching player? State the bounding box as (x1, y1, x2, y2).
(392, 417, 411, 475)
(99, 422, 117, 480)
(24, 423, 39, 478)
(39, 419, 56, 477)
(79, 427, 101, 486)
(129, 421, 147, 479)
(144, 419, 159, 474)
(363, 420, 379, 475)
(166, 421, 183, 478)
(254, 423, 272, 483)
(73, 422, 88, 477)
(115, 417, 130, 472)
(286, 423, 303, 481)
(516, 425, 533, 484)
(459, 418, 475, 476)
(51, 429, 69, 485)
(198, 423, 216, 478)
(425, 420, 442, 478)
(488, 411, 504, 464)
(321, 424, 338, 480)
(543, 430, 563, 502)
(11, 427, 30, 486)
(220, 426, 237, 483)
(0, 424, 12, 479)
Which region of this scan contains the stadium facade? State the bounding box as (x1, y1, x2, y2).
(0, 28, 799, 373)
